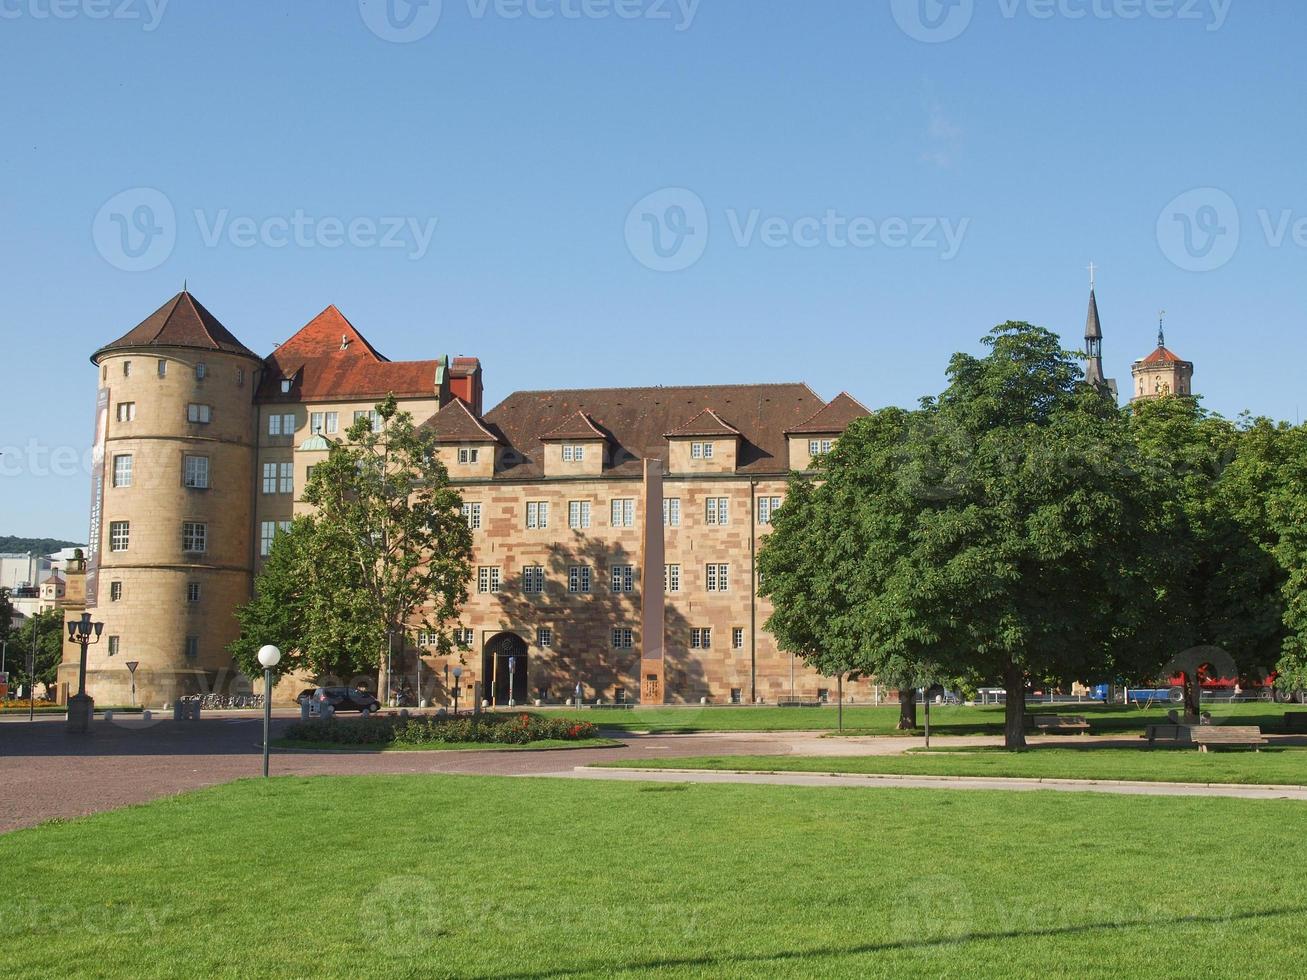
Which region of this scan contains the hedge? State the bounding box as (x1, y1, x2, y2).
(284, 712, 599, 747)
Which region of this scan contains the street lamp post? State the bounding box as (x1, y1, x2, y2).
(508, 656, 517, 708)
(66, 612, 104, 734)
(257, 645, 282, 778)
(451, 665, 463, 716)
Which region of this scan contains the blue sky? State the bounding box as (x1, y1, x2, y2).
(2, 0, 1304, 541)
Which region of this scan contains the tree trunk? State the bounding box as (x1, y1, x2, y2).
(897, 687, 917, 730)
(1003, 660, 1027, 749)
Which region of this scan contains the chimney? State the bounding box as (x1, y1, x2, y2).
(449, 357, 484, 416)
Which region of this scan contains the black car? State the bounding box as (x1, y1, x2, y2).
(311, 686, 382, 715)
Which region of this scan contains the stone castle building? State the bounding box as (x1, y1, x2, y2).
(62, 286, 1195, 707)
(60, 291, 872, 707)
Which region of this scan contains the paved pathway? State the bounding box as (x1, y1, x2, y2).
(2, 715, 1302, 832)
(562, 766, 1307, 801)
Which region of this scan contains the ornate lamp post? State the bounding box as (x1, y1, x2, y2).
(66, 612, 104, 734)
(451, 665, 463, 716)
(257, 645, 282, 778)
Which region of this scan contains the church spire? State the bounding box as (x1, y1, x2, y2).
(1157, 309, 1166, 349)
(1083, 267, 1105, 386)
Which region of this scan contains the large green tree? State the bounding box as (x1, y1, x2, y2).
(762, 323, 1171, 748)
(231, 397, 473, 690)
(8, 608, 64, 692)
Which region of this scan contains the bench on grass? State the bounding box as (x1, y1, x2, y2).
(1144, 724, 1191, 746)
(1190, 726, 1267, 752)
(1028, 714, 1090, 734)
(1284, 712, 1307, 733)
(776, 697, 824, 708)
(588, 703, 635, 710)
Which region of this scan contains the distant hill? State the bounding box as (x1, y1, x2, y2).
(0, 537, 84, 556)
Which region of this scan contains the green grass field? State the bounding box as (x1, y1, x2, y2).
(2, 775, 1304, 978)
(577, 701, 1302, 735)
(592, 746, 1307, 786)
(273, 736, 622, 752)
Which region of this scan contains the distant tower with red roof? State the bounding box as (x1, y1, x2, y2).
(1131, 312, 1194, 401)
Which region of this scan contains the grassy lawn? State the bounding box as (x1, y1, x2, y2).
(591, 746, 1307, 786)
(273, 736, 622, 752)
(1, 776, 1304, 978)
(578, 701, 1302, 735)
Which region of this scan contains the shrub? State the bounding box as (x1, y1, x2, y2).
(284, 712, 598, 747)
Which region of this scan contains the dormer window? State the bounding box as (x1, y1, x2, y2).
(458, 448, 480, 464)
(562, 445, 585, 462)
(341, 334, 351, 351)
(691, 442, 714, 459)
(280, 378, 293, 394)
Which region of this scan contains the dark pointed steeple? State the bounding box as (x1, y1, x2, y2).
(1083, 288, 1105, 385)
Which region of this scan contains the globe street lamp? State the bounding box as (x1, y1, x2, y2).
(66, 612, 104, 734)
(451, 665, 463, 716)
(257, 645, 282, 778)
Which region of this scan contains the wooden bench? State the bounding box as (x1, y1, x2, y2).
(1144, 724, 1191, 746)
(1190, 726, 1267, 752)
(1028, 714, 1090, 734)
(1284, 712, 1307, 733)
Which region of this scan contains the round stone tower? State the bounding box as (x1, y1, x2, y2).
(62, 291, 262, 706)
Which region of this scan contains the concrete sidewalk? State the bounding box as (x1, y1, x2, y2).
(562, 765, 1307, 800)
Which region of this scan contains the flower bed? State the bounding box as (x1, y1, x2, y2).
(284, 712, 599, 747)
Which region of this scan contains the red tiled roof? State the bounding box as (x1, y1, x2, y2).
(421, 398, 502, 444)
(93, 291, 259, 364)
(540, 411, 608, 442)
(1141, 346, 1186, 364)
(785, 392, 872, 435)
(259, 306, 441, 403)
(481, 383, 825, 479)
(665, 408, 742, 438)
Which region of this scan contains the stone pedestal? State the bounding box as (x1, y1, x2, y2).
(66, 693, 95, 734)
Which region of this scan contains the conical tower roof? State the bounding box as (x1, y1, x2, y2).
(92, 291, 259, 364)
(1085, 288, 1103, 340)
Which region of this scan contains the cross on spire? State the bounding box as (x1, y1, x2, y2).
(1088, 261, 1097, 290)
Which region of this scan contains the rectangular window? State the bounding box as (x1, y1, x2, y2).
(182, 522, 208, 554)
(112, 454, 133, 488)
(310, 411, 338, 434)
(187, 404, 211, 424)
(123, 360, 132, 377)
(526, 501, 549, 529)
(463, 503, 482, 530)
(259, 521, 277, 557)
(691, 442, 714, 459)
(457, 447, 480, 464)
(109, 521, 130, 552)
(562, 445, 586, 463)
(108, 635, 120, 656)
(732, 627, 745, 650)
(116, 402, 136, 423)
(757, 496, 783, 525)
(278, 462, 293, 494)
(691, 627, 712, 649)
(110, 581, 123, 602)
(610, 499, 635, 528)
(611, 565, 634, 593)
(184, 636, 199, 659)
(195, 363, 207, 381)
(706, 497, 730, 526)
(235, 368, 245, 387)
(262, 462, 278, 494)
(706, 563, 730, 593)
(818, 688, 830, 703)
(183, 455, 210, 489)
(731, 688, 742, 704)
(568, 566, 591, 594)
(522, 565, 545, 594)
(536, 627, 553, 649)
(568, 500, 591, 529)
(477, 567, 502, 594)
(809, 439, 833, 456)
(354, 410, 382, 433)
(611, 628, 634, 650)
(268, 414, 295, 436)
(187, 582, 202, 603)
(664, 564, 681, 593)
(157, 359, 167, 378)
(663, 498, 681, 527)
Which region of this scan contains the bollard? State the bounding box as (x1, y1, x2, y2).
(104, 710, 113, 722)
(143, 710, 152, 721)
